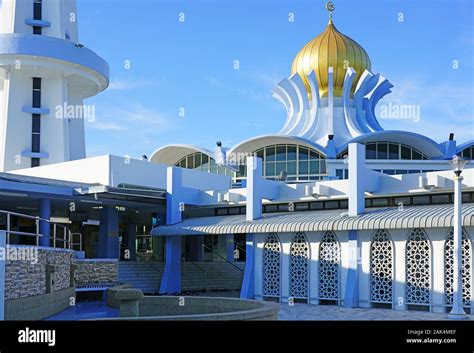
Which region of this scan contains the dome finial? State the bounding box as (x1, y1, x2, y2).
(326, 1, 335, 21)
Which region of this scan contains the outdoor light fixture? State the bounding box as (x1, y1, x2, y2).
(448, 155, 468, 320)
(449, 155, 467, 176)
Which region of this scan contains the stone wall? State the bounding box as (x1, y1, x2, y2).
(74, 259, 118, 285)
(4, 247, 74, 300)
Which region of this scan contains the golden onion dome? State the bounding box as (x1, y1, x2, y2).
(291, 4, 371, 98)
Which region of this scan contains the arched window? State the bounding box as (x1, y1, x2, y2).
(175, 152, 235, 177)
(406, 228, 431, 306)
(319, 231, 340, 301)
(289, 232, 310, 299)
(370, 230, 393, 304)
(444, 229, 472, 307)
(263, 233, 281, 298)
(236, 144, 326, 182)
(337, 142, 428, 160)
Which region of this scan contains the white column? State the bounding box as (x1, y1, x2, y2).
(449, 174, 468, 318)
(359, 231, 371, 308)
(393, 235, 407, 311)
(431, 230, 446, 313)
(348, 143, 365, 217)
(308, 232, 319, 305)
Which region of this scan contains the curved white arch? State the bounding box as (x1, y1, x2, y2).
(149, 144, 214, 166)
(336, 130, 444, 159)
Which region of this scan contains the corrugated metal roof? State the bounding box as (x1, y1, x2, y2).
(151, 204, 474, 236)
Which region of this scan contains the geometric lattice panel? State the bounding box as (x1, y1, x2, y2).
(370, 229, 393, 304)
(444, 229, 472, 306)
(406, 228, 431, 305)
(263, 233, 281, 297)
(319, 231, 340, 300)
(290, 232, 310, 299)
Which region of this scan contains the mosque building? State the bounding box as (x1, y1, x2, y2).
(0, 0, 472, 320)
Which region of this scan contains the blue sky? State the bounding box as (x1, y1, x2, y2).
(77, 0, 474, 158)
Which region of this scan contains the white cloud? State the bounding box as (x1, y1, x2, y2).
(108, 78, 160, 91)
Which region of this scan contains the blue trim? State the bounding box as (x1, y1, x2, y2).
(0, 34, 109, 84)
(240, 234, 255, 299)
(21, 151, 49, 159)
(24, 19, 51, 28)
(159, 236, 181, 294)
(22, 106, 50, 115)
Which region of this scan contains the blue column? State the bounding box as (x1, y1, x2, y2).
(159, 235, 181, 294)
(0, 231, 5, 320)
(97, 206, 120, 259)
(240, 234, 254, 299)
(39, 198, 50, 247)
(344, 230, 359, 307)
(226, 234, 234, 262)
(189, 236, 203, 262)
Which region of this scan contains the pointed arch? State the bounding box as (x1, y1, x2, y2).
(289, 232, 310, 299)
(263, 233, 281, 298)
(405, 228, 431, 306)
(370, 229, 394, 304)
(319, 231, 340, 301)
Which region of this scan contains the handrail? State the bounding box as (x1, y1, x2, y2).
(0, 209, 82, 251)
(187, 261, 208, 294)
(202, 243, 244, 273)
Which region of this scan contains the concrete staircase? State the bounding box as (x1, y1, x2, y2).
(118, 261, 245, 294)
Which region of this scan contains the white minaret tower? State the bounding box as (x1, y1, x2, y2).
(0, 0, 109, 171)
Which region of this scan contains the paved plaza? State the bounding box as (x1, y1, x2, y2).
(278, 303, 474, 321)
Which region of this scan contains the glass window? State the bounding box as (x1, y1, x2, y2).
(336, 169, 344, 180)
(256, 149, 264, 159)
(401, 145, 411, 159)
(32, 91, 41, 108)
(186, 155, 194, 169)
(194, 154, 202, 169)
(266, 146, 276, 161)
(287, 161, 296, 175)
(299, 147, 309, 160)
(275, 145, 286, 161)
(32, 115, 41, 133)
(412, 150, 422, 160)
(32, 134, 40, 152)
(377, 142, 388, 159)
(33, 78, 41, 90)
(309, 150, 320, 160)
(366, 143, 376, 159)
(309, 161, 319, 174)
(275, 162, 286, 176)
(265, 162, 275, 176)
(287, 145, 297, 160)
(320, 160, 327, 174)
(389, 143, 399, 159)
(299, 161, 309, 174)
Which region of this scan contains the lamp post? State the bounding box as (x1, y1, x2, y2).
(448, 155, 468, 320)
